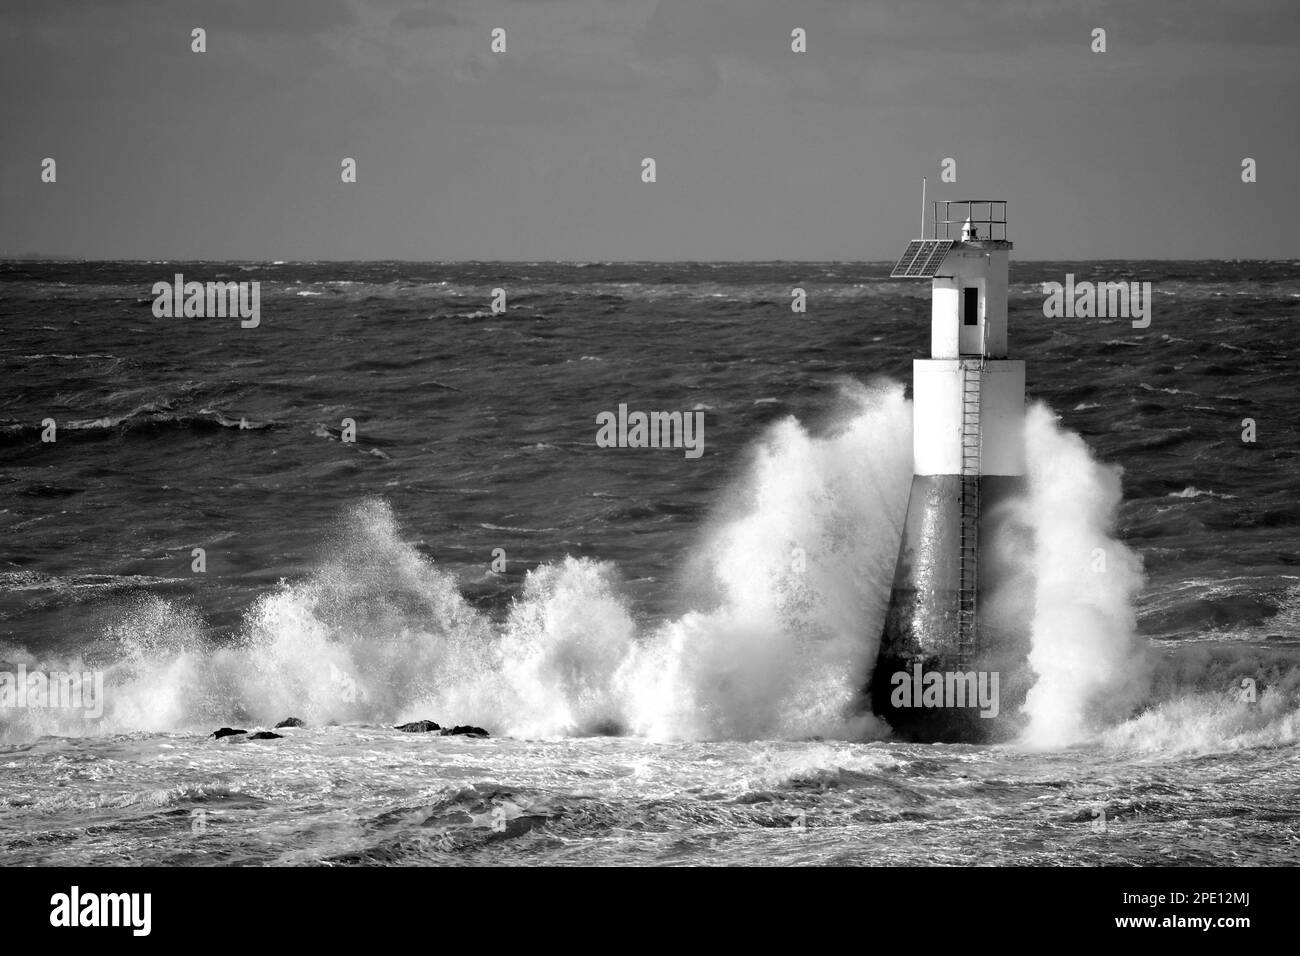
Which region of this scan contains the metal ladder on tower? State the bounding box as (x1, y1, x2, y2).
(956, 323, 988, 669)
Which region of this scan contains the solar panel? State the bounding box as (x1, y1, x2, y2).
(891, 240, 926, 277)
(919, 240, 953, 275)
(890, 239, 953, 278)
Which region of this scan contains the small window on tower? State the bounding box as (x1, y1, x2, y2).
(963, 287, 979, 326)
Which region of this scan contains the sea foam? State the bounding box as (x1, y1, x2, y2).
(2, 382, 1295, 752)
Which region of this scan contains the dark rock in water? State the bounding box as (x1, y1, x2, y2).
(395, 720, 441, 733)
(210, 727, 247, 739)
(248, 731, 283, 740)
(442, 725, 490, 738)
(274, 717, 306, 728)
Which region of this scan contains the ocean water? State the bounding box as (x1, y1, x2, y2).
(0, 260, 1297, 866)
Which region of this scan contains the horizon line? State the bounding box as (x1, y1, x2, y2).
(3, 256, 1297, 265)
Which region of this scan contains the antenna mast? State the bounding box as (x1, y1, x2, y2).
(920, 178, 927, 238)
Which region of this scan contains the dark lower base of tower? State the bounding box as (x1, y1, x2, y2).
(870, 474, 1034, 744)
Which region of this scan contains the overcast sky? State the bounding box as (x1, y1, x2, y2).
(1, 0, 1297, 260)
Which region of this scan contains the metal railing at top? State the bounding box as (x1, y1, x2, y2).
(932, 200, 1008, 242)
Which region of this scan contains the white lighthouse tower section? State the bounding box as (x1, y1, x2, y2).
(929, 248, 1009, 358)
(913, 245, 1025, 477)
(913, 362, 1024, 475)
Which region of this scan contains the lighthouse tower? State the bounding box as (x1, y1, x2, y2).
(870, 200, 1031, 742)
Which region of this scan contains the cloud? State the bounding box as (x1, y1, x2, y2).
(391, 6, 464, 30)
(0, 0, 355, 37)
(207, 0, 356, 36)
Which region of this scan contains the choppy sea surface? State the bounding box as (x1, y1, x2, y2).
(0, 260, 1297, 866)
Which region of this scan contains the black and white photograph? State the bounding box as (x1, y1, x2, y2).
(0, 0, 1295, 929)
